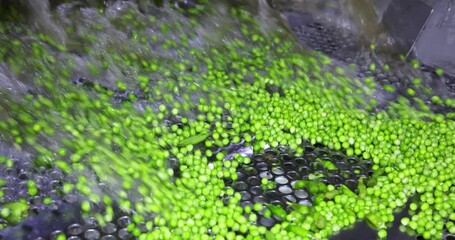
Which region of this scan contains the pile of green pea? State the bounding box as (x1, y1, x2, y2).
(0, 1, 455, 239)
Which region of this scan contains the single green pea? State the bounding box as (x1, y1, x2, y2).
(0, 208, 10, 218)
(435, 68, 444, 76)
(244, 133, 252, 142)
(81, 201, 91, 212)
(378, 229, 387, 239)
(369, 63, 376, 72)
(56, 233, 66, 240)
(253, 203, 263, 212)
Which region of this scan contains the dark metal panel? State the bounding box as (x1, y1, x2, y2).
(413, 0, 455, 76)
(381, 0, 433, 53)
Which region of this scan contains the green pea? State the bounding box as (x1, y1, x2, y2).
(81, 201, 91, 212)
(378, 229, 387, 239)
(0, 208, 10, 218)
(435, 68, 444, 76)
(293, 180, 307, 189)
(243, 133, 252, 142)
(56, 233, 66, 240)
(253, 203, 263, 212)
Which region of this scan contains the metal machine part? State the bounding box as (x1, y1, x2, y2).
(413, 0, 455, 76)
(372, 0, 455, 77)
(276, 0, 454, 79)
(377, 0, 432, 55)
